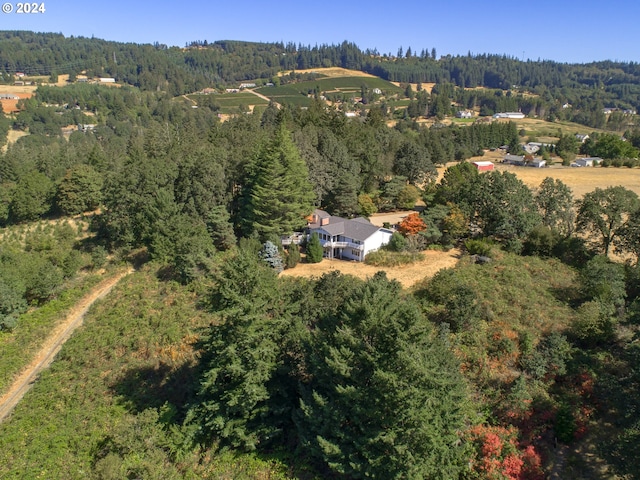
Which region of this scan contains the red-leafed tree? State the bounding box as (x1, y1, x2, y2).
(398, 212, 427, 236)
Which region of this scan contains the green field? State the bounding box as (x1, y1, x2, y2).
(256, 76, 402, 105)
(188, 91, 269, 108)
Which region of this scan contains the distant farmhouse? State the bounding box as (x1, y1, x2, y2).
(493, 112, 525, 119)
(239, 82, 256, 89)
(77, 124, 97, 133)
(575, 134, 590, 143)
(302, 210, 393, 262)
(571, 157, 602, 167)
(524, 142, 553, 154)
(457, 110, 473, 119)
(502, 154, 545, 168)
(503, 154, 526, 166)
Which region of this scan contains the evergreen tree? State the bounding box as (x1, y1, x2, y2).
(296, 273, 471, 479)
(189, 249, 286, 450)
(285, 244, 300, 269)
(306, 232, 324, 263)
(9, 171, 54, 222)
(55, 164, 103, 215)
(241, 126, 315, 238)
(259, 241, 284, 273)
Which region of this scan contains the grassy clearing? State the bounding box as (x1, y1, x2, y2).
(0, 266, 295, 479)
(187, 92, 268, 109)
(511, 117, 606, 142)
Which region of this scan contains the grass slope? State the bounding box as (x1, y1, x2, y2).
(0, 267, 293, 479)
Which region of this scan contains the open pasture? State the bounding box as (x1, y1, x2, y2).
(445, 151, 640, 198)
(498, 163, 640, 198)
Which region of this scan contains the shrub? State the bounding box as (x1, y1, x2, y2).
(285, 244, 300, 269)
(365, 249, 424, 267)
(464, 238, 493, 256)
(523, 225, 559, 257)
(91, 245, 108, 269)
(387, 231, 406, 252)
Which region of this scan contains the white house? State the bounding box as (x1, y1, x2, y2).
(493, 112, 525, 119)
(571, 157, 602, 167)
(77, 124, 97, 133)
(307, 210, 393, 262)
(529, 159, 546, 168)
(503, 154, 526, 165)
(457, 110, 473, 118)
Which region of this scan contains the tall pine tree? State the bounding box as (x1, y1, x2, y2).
(240, 126, 315, 239)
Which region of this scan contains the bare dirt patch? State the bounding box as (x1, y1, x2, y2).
(369, 211, 413, 227)
(390, 81, 436, 94)
(280, 248, 460, 288)
(0, 91, 33, 114)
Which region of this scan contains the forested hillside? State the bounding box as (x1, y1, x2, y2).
(2, 31, 640, 479)
(2, 31, 640, 128)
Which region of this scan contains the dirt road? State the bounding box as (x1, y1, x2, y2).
(0, 269, 132, 423)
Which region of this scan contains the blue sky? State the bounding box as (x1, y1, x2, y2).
(1, 0, 639, 64)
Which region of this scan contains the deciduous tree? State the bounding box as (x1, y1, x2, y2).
(535, 177, 575, 236)
(398, 212, 427, 235)
(576, 186, 640, 255)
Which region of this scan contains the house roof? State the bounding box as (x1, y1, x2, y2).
(311, 210, 384, 242)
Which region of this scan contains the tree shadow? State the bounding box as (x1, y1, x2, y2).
(110, 359, 202, 422)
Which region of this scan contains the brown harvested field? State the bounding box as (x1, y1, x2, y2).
(0, 92, 33, 114)
(442, 151, 640, 198)
(280, 248, 460, 289)
(495, 164, 640, 198)
(390, 81, 436, 94)
(282, 67, 376, 78)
